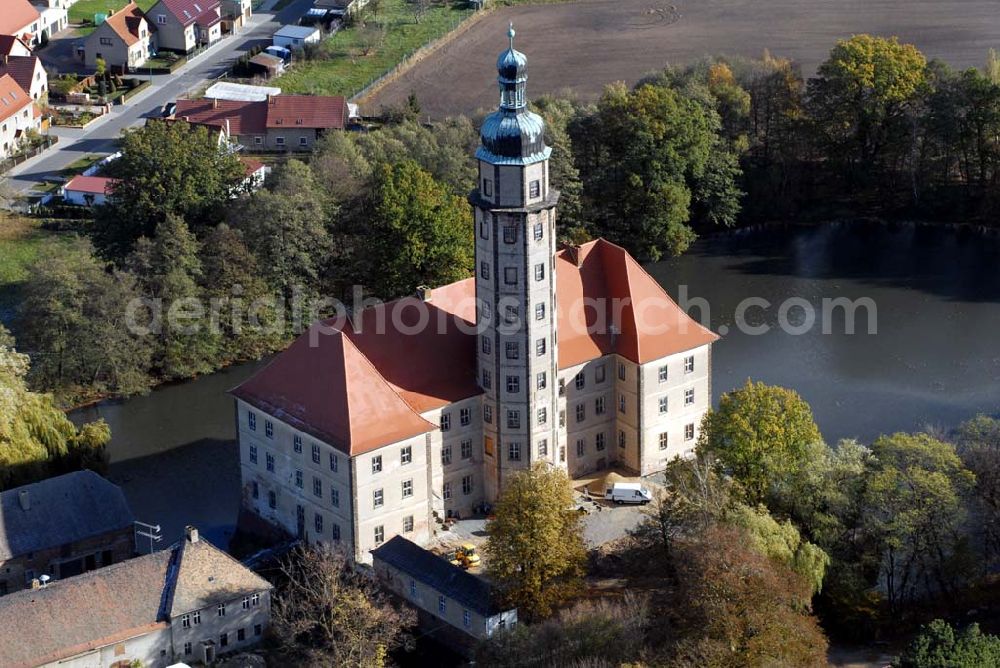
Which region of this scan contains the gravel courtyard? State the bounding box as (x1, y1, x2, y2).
(367, 0, 1000, 117)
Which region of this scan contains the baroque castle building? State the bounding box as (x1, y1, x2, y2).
(232, 27, 718, 563)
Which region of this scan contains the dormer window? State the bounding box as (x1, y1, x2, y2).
(529, 180, 540, 198)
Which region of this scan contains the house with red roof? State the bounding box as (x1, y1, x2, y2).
(0, 73, 41, 159)
(230, 32, 719, 564)
(1, 1, 41, 48)
(0, 54, 46, 101)
(147, 0, 221, 54)
(172, 93, 350, 151)
(0, 36, 32, 58)
(82, 2, 156, 72)
(61, 175, 118, 206)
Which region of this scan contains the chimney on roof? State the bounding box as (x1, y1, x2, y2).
(30, 578, 41, 590)
(18, 489, 30, 511)
(185, 525, 200, 543)
(416, 285, 432, 302)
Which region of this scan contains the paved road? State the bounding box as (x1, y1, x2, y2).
(7, 0, 313, 195)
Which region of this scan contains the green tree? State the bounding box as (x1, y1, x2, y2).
(895, 619, 1000, 668)
(860, 432, 977, 611)
(534, 96, 588, 241)
(0, 327, 111, 490)
(365, 160, 473, 298)
(92, 121, 247, 259)
(17, 240, 152, 399)
(698, 380, 823, 503)
(808, 35, 929, 182)
(955, 415, 1000, 568)
(128, 214, 220, 380)
(572, 81, 741, 259)
(484, 463, 587, 621)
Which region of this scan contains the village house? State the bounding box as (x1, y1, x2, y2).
(230, 28, 718, 564)
(147, 0, 221, 54)
(0, 73, 42, 160)
(0, 54, 47, 101)
(373, 536, 517, 653)
(2, 1, 42, 48)
(172, 93, 350, 151)
(0, 526, 272, 668)
(0, 35, 33, 58)
(272, 24, 321, 50)
(0, 471, 135, 597)
(61, 174, 117, 205)
(31, 0, 69, 41)
(221, 0, 252, 34)
(82, 2, 155, 71)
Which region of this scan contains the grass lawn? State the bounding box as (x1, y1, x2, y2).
(273, 0, 475, 98)
(0, 217, 77, 318)
(69, 0, 157, 24)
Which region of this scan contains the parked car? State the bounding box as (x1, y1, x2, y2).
(605, 482, 652, 505)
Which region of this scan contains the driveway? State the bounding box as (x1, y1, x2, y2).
(6, 0, 315, 195)
(37, 26, 86, 76)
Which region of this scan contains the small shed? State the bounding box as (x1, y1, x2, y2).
(61, 175, 117, 206)
(272, 25, 321, 49)
(248, 53, 285, 79)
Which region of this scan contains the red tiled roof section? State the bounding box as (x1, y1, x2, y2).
(158, 0, 220, 25)
(0, 35, 30, 57)
(346, 278, 481, 413)
(0, 1, 40, 37)
(232, 329, 436, 455)
(65, 175, 118, 195)
(0, 74, 30, 124)
(555, 239, 718, 368)
(0, 56, 39, 97)
(240, 157, 265, 175)
(174, 97, 266, 135)
(266, 94, 348, 130)
(103, 2, 151, 46)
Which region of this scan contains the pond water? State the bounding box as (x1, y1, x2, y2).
(71, 221, 1000, 545)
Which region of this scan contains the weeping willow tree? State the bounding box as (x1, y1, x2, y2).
(0, 326, 110, 490)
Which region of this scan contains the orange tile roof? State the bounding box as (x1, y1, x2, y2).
(232, 328, 437, 456)
(0, 73, 31, 124)
(232, 239, 717, 454)
(0, 1, 40, 38)
(65, 175, 118, 195)
(265, 94, 348, 130)
(101, 2, 151, 47)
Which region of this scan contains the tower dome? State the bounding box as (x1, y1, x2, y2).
(476, 23, 551, 165)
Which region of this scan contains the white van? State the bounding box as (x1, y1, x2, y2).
(605, 482, 652, 505)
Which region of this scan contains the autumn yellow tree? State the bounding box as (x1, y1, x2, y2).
(484, 463, 587, 620)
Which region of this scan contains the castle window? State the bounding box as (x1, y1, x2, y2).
(537, 407, 547, 425)
(507, 410, 520, 429)
(311, 444, 320, 464)
(659, 396, 668, 414)
(533, 221, 543, 240)
(329, 452, 338, 472)
(480, 261, 490, 280)
(505, 342, 519, 359)
(536, 372, 547, 390)
(684, 356, 695, 373)
(575, 373, 585, 390)
(659, 433, 669, 450)
(596, 364, 606, 383)
(314, 513, 323, 533)
(535, 338, 546, 356)
(685, 423, 695, 440)
(539, 439, 548, 456)
(293, 434, 302, 453)
(508, 442, 521, 461)
(575, 404, 585, 423)
(313, 477, 322, 498)
(559, 446, 566, 462)
(484, 405, 492, 423)
(619, 363, 626, 380)
(529, 180, 540, 198)
(332, 524, 340, 540)
(443, 482, 452, 500)
(265, 420, 273, 438)
(482, 335, 492, 354)
(462, 475, 473, 495)
(402, 479, 413, 498)
(266, 453, 274, 472)
(685, 388, 695, 405)
(596, 433, 606, 451)
(595, 396, 605, 415)
(404, 515, 414, 532)
(619, 395, 626, 413)
(375, 525, 384, 545)
(372, 455, 382, 474)
(249, 444, 257, 464)
(658, 365, 668, 383)
(401, 445, 412, 464)
(331, 488, 339, 507)
(577, 439, 585, 457)
(461, 439, 472, 459)
(482, 369, 492, 389)
(268, 491, 276, 509)
(504, 267, 518, 285)
(248, 412, 256, 431)
(558, 378, 565, 396)
(374, 489, 384, 508)
(295, 470, 303, 488)
(480, 219, 489, 239)
(503, 225, 518, 244)
(504, 304, 519, 323)
(483, 178, 493, 196)
(534, 263, 545, 281)
(619, 431, 626, 448)
(442, 445, 452, 466)
(559, 410, 566, 427)
(535, 303, 545, 320)
(441, 412, 451, 431)
(506, 375, 520, 393)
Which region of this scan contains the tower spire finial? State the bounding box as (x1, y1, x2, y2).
(508, 22, 515, 48)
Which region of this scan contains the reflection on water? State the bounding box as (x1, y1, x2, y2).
(72, 221, 1000, 546)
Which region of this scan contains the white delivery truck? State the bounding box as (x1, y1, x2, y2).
(605, 482, 653, 505)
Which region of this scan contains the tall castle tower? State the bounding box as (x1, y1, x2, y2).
(473, 25, 562, 501)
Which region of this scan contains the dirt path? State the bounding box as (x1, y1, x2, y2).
(367, 0, 1000, 118)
